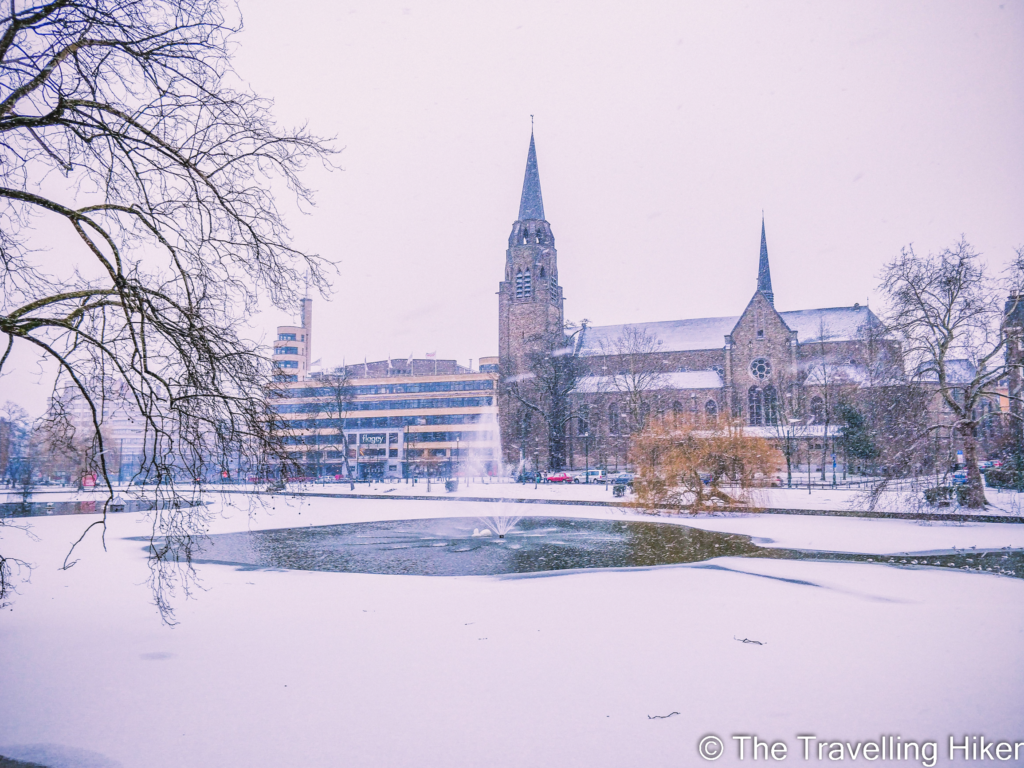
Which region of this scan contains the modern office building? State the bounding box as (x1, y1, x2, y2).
(272, 364, 501, 480)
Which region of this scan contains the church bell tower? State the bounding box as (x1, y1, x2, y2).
(498, 131, 565, 370)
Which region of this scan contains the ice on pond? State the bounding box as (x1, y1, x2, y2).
(189, 516, 1024, 579)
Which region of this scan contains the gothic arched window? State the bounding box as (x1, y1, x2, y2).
(763, 385, 779, 425)
(539, 266, 545, 278)
(705, 399, 718, 422)
(609, 403, 620, 435)
(522, 268, 532, 298)
(672, 400, 683, 424)
(515, 270, 524, 299)
(521, 229, 529, 245)
(748, 386, 763, 426)
(810, 396, 825, 423)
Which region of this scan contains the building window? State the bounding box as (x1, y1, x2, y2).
(810, 396, 824, 423)
(750, 358, 771, 380)
(756, 330, 764, 338)
(705, 399, 718, 422)
(278, 333, 296, 341)
(672, 401, 682, 424)
(523, 268, 532, 298)
(609, 403, 620, 435)
(763, 385, 779, 425)
(274, 346, 299, 355)
(550, 280, 558, 302)
(515, 270, 524, 299)
(748, 386, 763, 426)
(277, 360, 299, 369)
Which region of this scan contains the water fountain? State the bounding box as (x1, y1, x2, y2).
(475, 514, 522, 539)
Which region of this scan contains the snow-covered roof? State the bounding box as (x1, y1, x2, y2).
(578, 305, 880, 355)
(579, 316, 739, 355)
(803, 363, 867, 386)
(778, 306, 878, 343)
(573, 370, 723, 394)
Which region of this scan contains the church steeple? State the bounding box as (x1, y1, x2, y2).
(757, 217, 774, 306)
(518, 131, 545, 221)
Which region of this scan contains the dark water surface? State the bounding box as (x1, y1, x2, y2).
(195, 516, 1024, 578)
(1, 498, 206, 517)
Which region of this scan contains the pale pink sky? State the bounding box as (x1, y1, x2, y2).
(5, 0, 1024, 413)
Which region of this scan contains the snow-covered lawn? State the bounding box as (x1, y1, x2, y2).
(7, 478, 1024, 518)
(1, 496, 1022, 767)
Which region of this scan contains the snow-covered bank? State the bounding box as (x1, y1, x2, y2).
(8, 479, 1024, 522)
(1, 497, 1022, 767)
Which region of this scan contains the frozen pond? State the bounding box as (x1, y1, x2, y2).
(194, 516, 1024, 578)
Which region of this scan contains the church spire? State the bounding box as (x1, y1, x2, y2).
(757, 216, 774, 306)
(518, 130, 545, 221)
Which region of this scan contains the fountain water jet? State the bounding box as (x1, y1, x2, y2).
(476, 515, 522, 539)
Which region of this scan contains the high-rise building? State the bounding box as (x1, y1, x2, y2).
(274, 298, 313, 381)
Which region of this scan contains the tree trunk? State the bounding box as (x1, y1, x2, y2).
(960, 424, 986, 508)
(820, 418, 829, 481)
(548, 420, 566, 470)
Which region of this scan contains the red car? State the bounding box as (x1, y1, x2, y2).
(545, 472, 579, 483)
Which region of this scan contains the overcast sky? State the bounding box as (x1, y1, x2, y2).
(5, 0, 1024, 413)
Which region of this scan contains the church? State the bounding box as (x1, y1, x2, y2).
(497, 132, 888, 471)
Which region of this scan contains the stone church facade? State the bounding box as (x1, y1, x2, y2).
(497, 132, 889, 471)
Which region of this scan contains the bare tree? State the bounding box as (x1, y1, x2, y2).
(0, 0, 336, 613)
(596, 325, 672, 433)
(320, 369, 356, 486)
(501, 322, 587, 471)
(879, 238, 1018, 508)
(803, 317, 847, 481)
(0, 401, 29, 487)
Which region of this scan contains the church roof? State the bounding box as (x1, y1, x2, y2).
(518, 132, 545, 221)
(573, 370, 724, 394)
(778, 305, 879, 343)
(579, 316, 739, 354)
(578, 305, 879, 355)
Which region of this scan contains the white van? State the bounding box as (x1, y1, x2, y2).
(579, 469, 607, 483)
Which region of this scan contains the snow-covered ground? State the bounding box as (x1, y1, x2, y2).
(1, 495, 1023, 767)
(7, 477, 1024, 518)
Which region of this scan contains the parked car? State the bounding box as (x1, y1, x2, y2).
(516, 470, 544, 484)
(579, 469, 608, 483)
(546, 471, 578, 483)
(610, 472, 634, 487)
(951, 470, 968, 485)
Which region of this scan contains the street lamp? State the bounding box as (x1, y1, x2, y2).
(584, 431, 590, 483)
